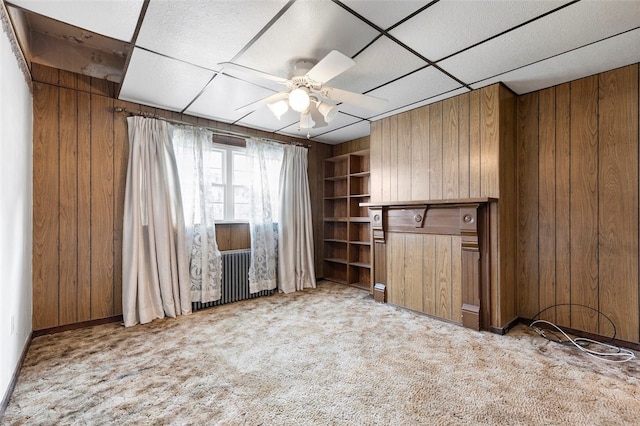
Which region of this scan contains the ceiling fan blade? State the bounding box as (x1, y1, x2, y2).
(236, 92, 289, 114)
(219, 62, 289, 89)
(321, 86, 388, 110)
(306, 50, 355, 84)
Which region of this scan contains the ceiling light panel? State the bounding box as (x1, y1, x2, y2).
(136, 0, 288, 72)
(328, 36, 427, 94)
(9, 0, 144, 42)
(390, 0, 570, 62)
(119, 48, 215, 112)
(340, 0, 432, 30)
(185, 75, 277, 123)
(470, 28, 640, 95)
(439, 0, 640, 85)
(235, 0, 379, 80)
(340, 67, 461, 119)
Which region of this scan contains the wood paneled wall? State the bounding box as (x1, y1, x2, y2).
(31, 63, 332, 331)
(517, 64, 639, 343)
(369, 84, 517, 329)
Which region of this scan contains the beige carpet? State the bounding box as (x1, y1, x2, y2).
(3, 282, 640, 425)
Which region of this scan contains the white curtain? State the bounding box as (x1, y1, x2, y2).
(246, 138, 283, 293)
(172, 126, 223, 303)
(278, 145, 316, 293)
(122, 117, 191, 327)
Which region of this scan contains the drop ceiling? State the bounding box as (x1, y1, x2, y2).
(5, 0, 640, 144)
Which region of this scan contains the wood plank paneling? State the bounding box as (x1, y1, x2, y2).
(480, 86, 499, 197)
(570, 75, 599, 335)
(443, 97, 459, 199)
(404, 233, 424, 312)
(389, 115, 398, 201)
(598, 65, 638, 342)
(59, 88, 78, 325)
(429, 102, 443, 199)
(554, 83, 571, 328)
(411, 107, 429, 200)
(33, 83, 60, 330)
(458, 93, 470, 198)
(435, 235, 452, 320)
(387, 232, 405, 306)
(397, 112, 412, 201)
(371, 121, 382, 202)
(469, 90, 482, 198)
(90, 94, 115, 319)
(422, 235, 437, 316)
(77, 91, 92, 322)
(451, 236, 462, 323)
(517, 92, 539, 318)
(112, 100, 129, 316)
(381, 118, 392, 201)
(538, 88, 556, 322)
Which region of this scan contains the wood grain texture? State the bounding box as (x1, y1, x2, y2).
(397, 112, 412, 201)
(480, 86, 499, 197)
(435, 235, 452, 320)
(516, 92, 540, 318)
(370, 120, 382, 202)
(77, 91, 92, 322)
(554, 83, 571, 328)
(112, 100, 129, 316)
(403, 233, 423, 312)
(387, 232, 405, 306)
(458, 93, 470, 199)
(90, 94, 115, 319)
(570, 75, 599, 334)
(58, 88, 79, 325)
(597, 65, 638, 342)
(451, 235, 462, 323)
(388, 115, 399, 201)
(429, 102, 443, 199)
(381, 118, 392, 201)
(442, 97, 459, 199)
(411, 106, 429, 200)
(422, 234, 437, 316)
(33, 83, 60, 330)
(469, 90, 482, 197)
(538, 88, 557, 322)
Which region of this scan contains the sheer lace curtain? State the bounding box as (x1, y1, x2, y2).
(246, 138, 283, 293)
(122, 117, 191, 327)
(173, 126, 223, 303)
(278, 145, 316, 293)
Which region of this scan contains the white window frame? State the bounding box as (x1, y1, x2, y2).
(213, 143, 249, 223)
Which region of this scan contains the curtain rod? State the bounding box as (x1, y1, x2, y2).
(112, 106, 311, 148)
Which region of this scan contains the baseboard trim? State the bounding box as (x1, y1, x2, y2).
(1, 332, 33, 419)
(489, 316, 521, 335)
(32, 315, 123, 338)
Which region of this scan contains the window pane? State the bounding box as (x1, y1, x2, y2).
(234, 203, 250, 221)
(205, 150, 224, 184)
(209, 184, 224, 203)
(212, 203, 224, 220)
(233, 185, 250, 204)
(233, 152, 249, 186)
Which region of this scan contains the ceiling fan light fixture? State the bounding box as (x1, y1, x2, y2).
(267, 100, 288, 120)
(289, 87, 310, 112)
(317, 101, 339, 123)
(299, 111, 315, 129)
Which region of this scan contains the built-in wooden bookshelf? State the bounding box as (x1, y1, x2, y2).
(323, 150, 371, 291)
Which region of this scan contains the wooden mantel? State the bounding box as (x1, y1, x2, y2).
(361, 199, 495, 331)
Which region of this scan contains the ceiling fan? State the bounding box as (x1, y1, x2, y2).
(219, 50, 387, 131)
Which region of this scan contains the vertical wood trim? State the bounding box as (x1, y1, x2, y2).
(33, 83, 60, 330)
(435, 235, 452, 320)
(77, 92, 92, 322)
(451, 235, 462, 324)
(458, 93, 470, 198)
(112, 100, 129, 316)
(480, 86, 499, 197)
(598, 65, 639, 342)
(371, 120, 382, 202)
(429, 102, 443, 199)
(443, 97, 460, 199)
(397, 112, 412, 201)
(469, 90, 481, 197)
(517, 92, 540, 318)
(90, 95, 115, 319)
(554, 83, 571, 328)
(411, 106, 430, 200)
(538, 88, 557, 322)
(58, 88, 79, 325)
(570, 75, 599, 334)
(423, 235, 436, 316)
(381, 118, 392, 201)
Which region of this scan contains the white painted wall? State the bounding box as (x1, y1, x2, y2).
(0, 28, 33, 404)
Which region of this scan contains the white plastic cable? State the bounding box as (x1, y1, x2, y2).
(530, 319, 636, 363)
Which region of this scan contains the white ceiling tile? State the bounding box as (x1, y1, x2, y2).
(237, 104, 299, 133)
(390, 0, 570, 61)
(439, 0, 640, 84)
(308, 120, 372, 145)
(470, 28, 640, 95)
(340, 66, 462, 118)
(235, 0, 379, 79)
(370, 87, 470, 120)
(136, 0, 288, 71)
(328, 35, 427, 94)
(119, 48, 215, 112)
(340, 0, 431, 29)
(185, 75, 277, 123)
(9, 0, 143, 41)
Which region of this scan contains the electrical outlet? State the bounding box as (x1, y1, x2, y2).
(10, 315, 15, 335)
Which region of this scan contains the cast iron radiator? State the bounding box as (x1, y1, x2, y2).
(192, 249, 274, 311)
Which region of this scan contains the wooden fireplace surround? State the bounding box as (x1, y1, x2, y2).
(361, 199, 493, 331)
